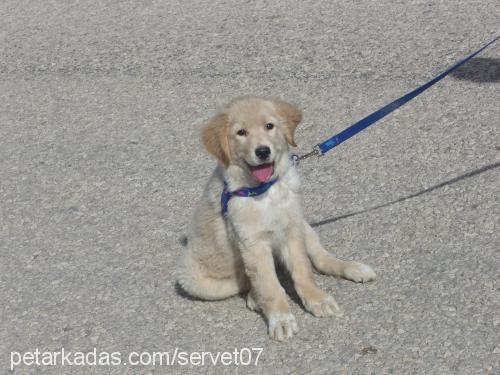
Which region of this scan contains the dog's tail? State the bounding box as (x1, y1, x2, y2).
(177, 254, 248, 300)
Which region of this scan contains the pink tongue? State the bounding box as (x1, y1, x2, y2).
(251, 163, 274, 182)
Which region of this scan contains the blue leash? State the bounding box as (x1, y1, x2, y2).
(222, 37, 498, 216)
(295, 36, 499, 162)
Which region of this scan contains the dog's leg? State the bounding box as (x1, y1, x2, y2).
(303, 222, 376, 283)
(241, 244, 298, 341)
(281, 227, 343, 318)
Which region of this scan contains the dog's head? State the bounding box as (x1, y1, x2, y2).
(202, 96, 302, 183)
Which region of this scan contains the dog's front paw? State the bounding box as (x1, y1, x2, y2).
(305, 296, 343, 318)
(268, 313, 298, 341)
(343, 261, 376, 283)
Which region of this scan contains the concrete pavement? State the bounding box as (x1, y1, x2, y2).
(1, 0, 499, 373)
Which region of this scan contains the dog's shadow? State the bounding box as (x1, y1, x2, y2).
(174, 281, 203, 301)
(450, 57, 500, 83)
(274, 262, 303, 307)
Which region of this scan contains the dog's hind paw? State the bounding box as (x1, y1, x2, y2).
(343, 261, 376, 283)
(306, 296, 343, 318)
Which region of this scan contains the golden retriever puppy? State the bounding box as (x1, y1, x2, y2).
(178, 96, 376, 341)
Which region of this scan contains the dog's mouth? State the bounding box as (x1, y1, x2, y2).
(249, 162, 274, 183)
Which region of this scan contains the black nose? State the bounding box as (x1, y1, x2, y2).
(255, 146, 271, 160)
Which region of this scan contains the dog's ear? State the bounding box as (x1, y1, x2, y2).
(272, 99, 302, 147)
(202, 113, 231, 167)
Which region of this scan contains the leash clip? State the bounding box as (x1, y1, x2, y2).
(292, 144, 323, 166)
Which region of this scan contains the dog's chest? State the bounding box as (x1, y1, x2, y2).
(229, 177, 301, 242)
(256, 182, 295, 223)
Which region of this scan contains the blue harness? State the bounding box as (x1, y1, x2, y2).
(221, 178, 278, 216)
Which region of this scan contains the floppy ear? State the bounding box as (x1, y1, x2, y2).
(272, 99, 302, 147)
(201, 113, 231, 167)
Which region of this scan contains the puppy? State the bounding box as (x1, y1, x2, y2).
(178, 96, 376, 341)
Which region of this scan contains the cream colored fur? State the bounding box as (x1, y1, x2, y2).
(178, 96, 376, 341)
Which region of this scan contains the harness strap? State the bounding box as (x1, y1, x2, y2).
(221, 178, 278, 215)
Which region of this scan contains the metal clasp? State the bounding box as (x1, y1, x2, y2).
(291, 144, 323, 166)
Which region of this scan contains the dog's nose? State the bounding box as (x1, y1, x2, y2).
(255, 146, 271, 161)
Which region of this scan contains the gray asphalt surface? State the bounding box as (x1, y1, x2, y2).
(1, 1, 499, 374)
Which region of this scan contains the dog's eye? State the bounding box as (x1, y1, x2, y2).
(237, 129, 247, 136)
(265, 123, 274, 130)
